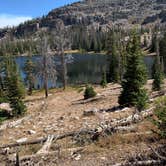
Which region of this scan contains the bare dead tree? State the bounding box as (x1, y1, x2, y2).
(36, 32, 57, 98)
(51, 19, 71, 90)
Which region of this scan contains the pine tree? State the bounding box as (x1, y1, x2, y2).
(153, 96, 166, 138)
(152, 61, 164, 91)
(4, 57, 26, 116)
(107, 30, 120, 83)
(118, 32, 148, 111)
(100, 70, 107, 88)
(159, 32, 166, 73)
(152, 34, 164, 91)
(23, 55, 35, 95)
(0, 60, 6, 103)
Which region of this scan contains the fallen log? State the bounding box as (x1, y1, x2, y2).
(149, 145, 166, 161)
(0, 129, 94, 149)
(37, 135, 54, 154)
(150, 90, 166, 99)
(0, 115, 31, 131)
(113, 160, 165, 166)
(8, 146, 84, 164)
(0, 124, 137, 149)
(110, 106, 154, 127)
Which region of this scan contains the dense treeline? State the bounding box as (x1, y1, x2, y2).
(0, 38, 38, 56)
(0, 25, 165, 57)
(71, 25, 107, 52)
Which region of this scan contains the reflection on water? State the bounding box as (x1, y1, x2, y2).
(14, 54, 154, 89)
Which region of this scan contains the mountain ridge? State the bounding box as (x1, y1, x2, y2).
(0, 0, 166, 39)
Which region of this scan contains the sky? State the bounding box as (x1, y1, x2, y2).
(0, 0, 79, 28)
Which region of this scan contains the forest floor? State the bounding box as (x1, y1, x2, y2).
(0, 80, 165, 165)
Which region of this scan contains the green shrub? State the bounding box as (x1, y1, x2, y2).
(84, 85, 97, 99)
(10, 100, 27, 117)
(153, 97, 166, 138)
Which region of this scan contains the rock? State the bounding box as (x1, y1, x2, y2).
(57, 116, 64, 121)
(96, 127, 103, 133)
(0, 103, 12, 111)
(74, 154, 81, 161)
(83, 108, 98, 116)
(133, 114, 140, 121)
(28, 130, 36, 135)
(16, 137, 27, 143)
(100, 157, 107, 160)
(70, 116, 80, 121)
(121, 107, 129, 112)
(71, 152, 81, 161)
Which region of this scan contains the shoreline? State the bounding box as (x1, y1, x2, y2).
(0, 50, 156, 57)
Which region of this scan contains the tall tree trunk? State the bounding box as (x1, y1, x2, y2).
(16, 152, 20, 166)
(0, 74, 4, 90)
(0, 74, 3, 97)
(44, 76, 48, 98)
(43, 54, 48, 98)
(28, 84, 33, 96)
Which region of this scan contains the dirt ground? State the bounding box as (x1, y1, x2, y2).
(0, 80, 165, 165)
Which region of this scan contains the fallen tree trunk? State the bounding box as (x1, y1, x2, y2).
(113, 160, 165, 166)
(0, 116, 31, 131)
(150, 90, 166, 99)
(110, 107, 154, 127)
(37, 135, 54, 154)
(0, 129, 94, 149)
(0, 124, 137, 149)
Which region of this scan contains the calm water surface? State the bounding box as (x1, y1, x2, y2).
(15, 54, 154, 89)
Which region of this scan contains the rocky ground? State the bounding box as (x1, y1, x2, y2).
(0, 80, 165, 165)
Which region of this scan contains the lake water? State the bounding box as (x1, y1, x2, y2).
(15, 54, 155, 89)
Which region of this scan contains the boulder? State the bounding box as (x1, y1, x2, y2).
(27, 130, 36, 135)
(16, 137, 27, 143)
(83, 108, 98, 116)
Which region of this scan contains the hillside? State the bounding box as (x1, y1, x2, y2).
(0, 80, 165, 165)
(0, 0, 166, 39)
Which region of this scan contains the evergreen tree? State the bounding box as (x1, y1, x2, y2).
(159, 32, 166, 73)
(152, 34, 164, 91)
(84, 85, 96, 99)
(100, 70, 107, 88)
(23, 55, 35, 95)
(152, 61, 164, 91)
(4, 57, 26, 116)
(118, 32, 148, 111)
(0, 59, 6, 103)
(107, 30, 120, 83)
(153, 96, 166, 138)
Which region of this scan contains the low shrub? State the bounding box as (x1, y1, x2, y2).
(84, 85, 97, 99)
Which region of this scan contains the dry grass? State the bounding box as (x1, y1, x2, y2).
(0, 81, 165, 165)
